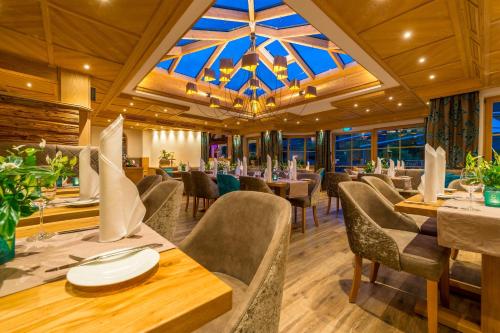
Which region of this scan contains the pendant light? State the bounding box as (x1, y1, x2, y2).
(203, 68, 216, 82)
(219, 58, 234, 74)
(209, 97, 220, 108)
(249, 78, 260, 90)
(265, 96, 276, 108)
(273, 55, 287, 73)
(233, 97, 243, 108)
(304, 86, 317, 99)
(185, 82, 198, 95)
(289, 79, 300, 91)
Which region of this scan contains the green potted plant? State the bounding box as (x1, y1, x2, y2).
(159, 150, 173, 167)
(365, 160, 375, 173)
(481, 150, 500, 207)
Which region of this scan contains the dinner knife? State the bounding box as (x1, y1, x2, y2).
(45, 243, 163, 272)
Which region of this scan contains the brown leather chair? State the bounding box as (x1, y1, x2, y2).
(191, 171, 219, 218)
(180, 171, 195, 212)
(288, 173, 321, 233)
(136, 175, 162, 197)
(239, 176, 274, 194)
(325, 172, 352, 216)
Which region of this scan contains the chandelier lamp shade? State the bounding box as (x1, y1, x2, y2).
(209, 97, 220, 108)
(185, 82, 198, 95)
(250, 95, 259, 106)
(202, 68, 216, 82)
(265, 96, 276, 108)
(289, 79, 300, 91)
(233, 97, 243, 108)
(249, 78, 260, 90)
(273, 55, 287, 73)
(276, 69, 288, 80)
(220, 72, 231, 82)
(219, 58, 234, 74)
(304, 86, 317, 99)
(242, 52, 259, 72)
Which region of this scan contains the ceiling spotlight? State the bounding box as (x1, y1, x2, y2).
(304, 86, 317, 99)
(186, 82, 198, 95)
(163, 108, 167, 112)
(107, 119, 111, 122)
(429, 74, 436, 80)
(129, 102, 134, 106)
(315, 118, 319, 121)
(26, 82, 32, 88)
(155, 113, 158, 117)
(296, 121, 300, 125)
(426, 101, 430, 105)
(123, 108, 127, 112)
(283, 118, 287, 122)
(204, 121, 207, 125)
(135, 123, 139, 126)
(354, 103, 358, 107)
(236, 121, 240, 125)
(397, 102, 402, 107)
(418, 57, 426, 64)
(403, 30, 412, 39)
(224, 124, 228, 128)
(365, 108, 370, 112)
(83, 64, 90, 70)
(388, 96, 393, 100)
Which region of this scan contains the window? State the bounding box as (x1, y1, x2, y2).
(334, 132, 371, 172)
(377, 127, 425, 168)
(282, 136, 316, 164)
(493, 102, 500, 156)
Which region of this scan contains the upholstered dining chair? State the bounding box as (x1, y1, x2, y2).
(191, 170, 219, 218)
(315, 167, 325, 191)
(239, 176, 274, 194)
(142, 180, 183, 241)
(325, 172, 352, 216)
(180, 171, 195, 212)
(217, 174, 240, 196)
(154, 167, 171, 181)
(338, 181, 450, 333)
(288, 172, 321, 233)
(136, 175, 162, 197)
(358, 173, 395, 187)
(361, 176, 438, 237)
(180, 191, 292, 333)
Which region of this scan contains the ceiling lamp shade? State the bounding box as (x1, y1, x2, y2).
(209, 97, 220, 108)
(233, 97, 243, 108)
(250, 95, 259, 106)
(220, 72, 231, 82)
(289, 79, 300, 91)
(185, 82, 197, 95)
(242, 52, 259, 72)
(265, 96, 276, 108)
(219, 58, 234, 74)
(304, 86, 317, 99)
(203, 68, 216, 82)
(276, 69, 288, 80)
(273, 55, 287, 73)
(249, 78, 260, 90)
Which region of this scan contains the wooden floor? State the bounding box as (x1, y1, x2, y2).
(172, 192, 482, 333)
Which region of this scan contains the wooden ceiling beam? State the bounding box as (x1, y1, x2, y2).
(248, 0, 255, 32)
(329, 51, 345, 70)
(255, 5, 295, 22)
(195, 43, 226, 81)
(203, 7, 249, 22)
(281, 41, 315, 79)
(128, 95, 190, 111)
(183, 26, 250, 40)
(255, 25, 319, 39)
(281, 36, 340, 51)
(168, 57, 180, 74)
(40, 0, 54, 66)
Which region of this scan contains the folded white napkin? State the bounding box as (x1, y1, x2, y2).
(436, 146, 446, 195)
(396, 160, 401, 170)
(374, 157, 382, 174)
(401, 161, 405, 169)
(387, 159, 395, 177)
(235, 159, 241, 176)
(242, 156, 248, 176)
(79, 146, 99, 200)
(422, 144, 438, 202)
(99, 115, 145, 242)
(200, 159, 205, 172)
(292, 156, 298, 180)
(213, 158, 218, 174)
(266, 155, 272, 182)
(288, 160, 293, 180)
(306, 161, 310, 171)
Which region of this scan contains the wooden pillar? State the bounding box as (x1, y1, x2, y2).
(227, 135, 233, 160)
(59, 69, 91, 145)
(242, 136, 248, 158)
(371, 129, 378, 162)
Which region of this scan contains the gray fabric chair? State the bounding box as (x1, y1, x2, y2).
(447, 179, 481, 192)
(358, 173, 395, 187)
(395, 169, 425, 189)
(142, 180, 183, 241)
(191, 170, 219, 218)
(361, 176, 438, 237)
(239, 176, 274, 194)
(154, 167, 171, 181)
(180, 171, 195, 212)
(136, 175, 162, 197)
(325, 172, 352, 216)
(180, 191, 292, 333)
(338, 181, 450, 333)
(288, 173, 321, 233)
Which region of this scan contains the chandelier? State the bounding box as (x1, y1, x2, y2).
(184, 33, 317, 119)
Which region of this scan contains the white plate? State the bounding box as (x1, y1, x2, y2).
(67, 248, 160, 287)
(67, 199, 99, 207)
(438, 194, 458, 199)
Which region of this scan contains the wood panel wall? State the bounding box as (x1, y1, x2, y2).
(0, 94, 83, 145)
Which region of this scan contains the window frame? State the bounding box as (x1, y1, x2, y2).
(282, 135, 316, 163)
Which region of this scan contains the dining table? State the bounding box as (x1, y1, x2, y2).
(0, 217, 232, 333)
(395, 193, 500, 333)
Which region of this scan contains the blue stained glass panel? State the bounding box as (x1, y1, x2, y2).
(291, 43, 337, 75)
(339, 53, 355, 65)
(213, 0, 248, 11)
(175, 46, 217, 78)
(310, 34, 328, 40)
(157, 59, 174, 71)
(265, 40, 288, 57)
(176, 39, 197, 46)
(193, 18, 247, 32)
(287, 62, 308, 81)
(225, 68, 251, 91)
(256, 61, 284, 90)
(254, 0, 283, 11)
(243, 88, 265, 97)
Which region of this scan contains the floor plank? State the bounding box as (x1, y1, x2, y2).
(172, 192, 481, 333)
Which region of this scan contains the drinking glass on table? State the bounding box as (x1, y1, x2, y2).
(27, 178, 57, 242)
(460, 168, 482, 211)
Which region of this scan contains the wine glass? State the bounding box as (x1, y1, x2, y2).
(27, 178, 57, 242)
(460, 168, 482, 211)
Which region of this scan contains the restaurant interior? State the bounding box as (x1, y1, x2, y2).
(1, 0, 500, 332)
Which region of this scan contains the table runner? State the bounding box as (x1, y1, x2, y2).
(437, 195, 500, 257)
(0, 224, 175, 297)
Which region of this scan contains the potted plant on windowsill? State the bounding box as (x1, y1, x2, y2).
(481, 150, 500, 207)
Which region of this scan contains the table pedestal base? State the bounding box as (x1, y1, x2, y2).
(482, 255, 500, 333)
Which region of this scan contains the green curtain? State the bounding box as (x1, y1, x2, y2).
(426, 91, 479, 168)
(231, 135, 243, 163)
(201, 132, 210, 162)
(260, 130, 282, 164)
(315, 130, 332, 171)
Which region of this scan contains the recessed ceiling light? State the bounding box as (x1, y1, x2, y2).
(129, 102, 134, 106)
(107, 119, 111, 122)
(236, 121, 240, 125)
(283, 118, 287, 122)
(403, 30, 412, 39)
(315, 118, 319, 121)
(354, 103, 358, 107)
(429, 74, 436, 80)
(224, 124, 227, 127)
(397, 102, 402, 107)
(135, 123, 139, 126)
(296, 121, 300, 124)
(26, 82, 32, 88)
(161, 126, 164, 129)
(365, 108, 370, 112)
(204, 121, 207, 125)
(83, 64, 90, 70)
(418, 57, 426, 64)
(163, 108, 167, 112)
(131, 126, 134, 129)
(426, 101, 430, 105)
(388, 96, 393, 101)
(123, 108, 127, 112)
(155, 113, 158, 117)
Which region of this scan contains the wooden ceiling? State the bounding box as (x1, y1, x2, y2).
(0, 0, 499, 134)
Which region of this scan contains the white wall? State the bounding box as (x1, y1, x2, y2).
(144, 130, 201, 167)
(91, 126, 143, 157)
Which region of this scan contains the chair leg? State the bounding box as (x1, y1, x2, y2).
(301, 207, 306, 233)
(192, 197, 198, 218)
(426, 280, 439, 333)
(336, 197, 340, 217)
(312, 206, 319, 227)
(439, 257, 450, 308)
(369, 262, 380, 283)
(349, 254, 362, 303)
(294, 206, 297, 224)
(326, 196, 332, 214)
(185, 195, 190, 212)
(450, 248, 459, 260)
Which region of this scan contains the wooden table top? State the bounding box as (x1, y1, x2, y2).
(394, 194, 445, 218)
(2, 217, 232, 333)
(56, 187, 80, 195)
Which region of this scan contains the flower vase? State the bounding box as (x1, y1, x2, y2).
(484, 187, 500, 207)
(0, 207, 18, 265)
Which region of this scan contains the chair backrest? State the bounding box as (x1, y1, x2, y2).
(136, 175, 162, 197)
(155, 168, 171, 181)
(191, 170, 219, 199)
(361, 176, 405, 205)
(447, 179, 462, 190)
(297, 172, 321, 205)
(239, 176, 274, 194)
(359, 173, 395, 187)
(142, 180, 184, 240)
(338, 182, 417, 270)
(325, 172, 352, 197)
(180, 171, 194, 195)
(180, 191, 292, 332)
(217, 174, 241, 196)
